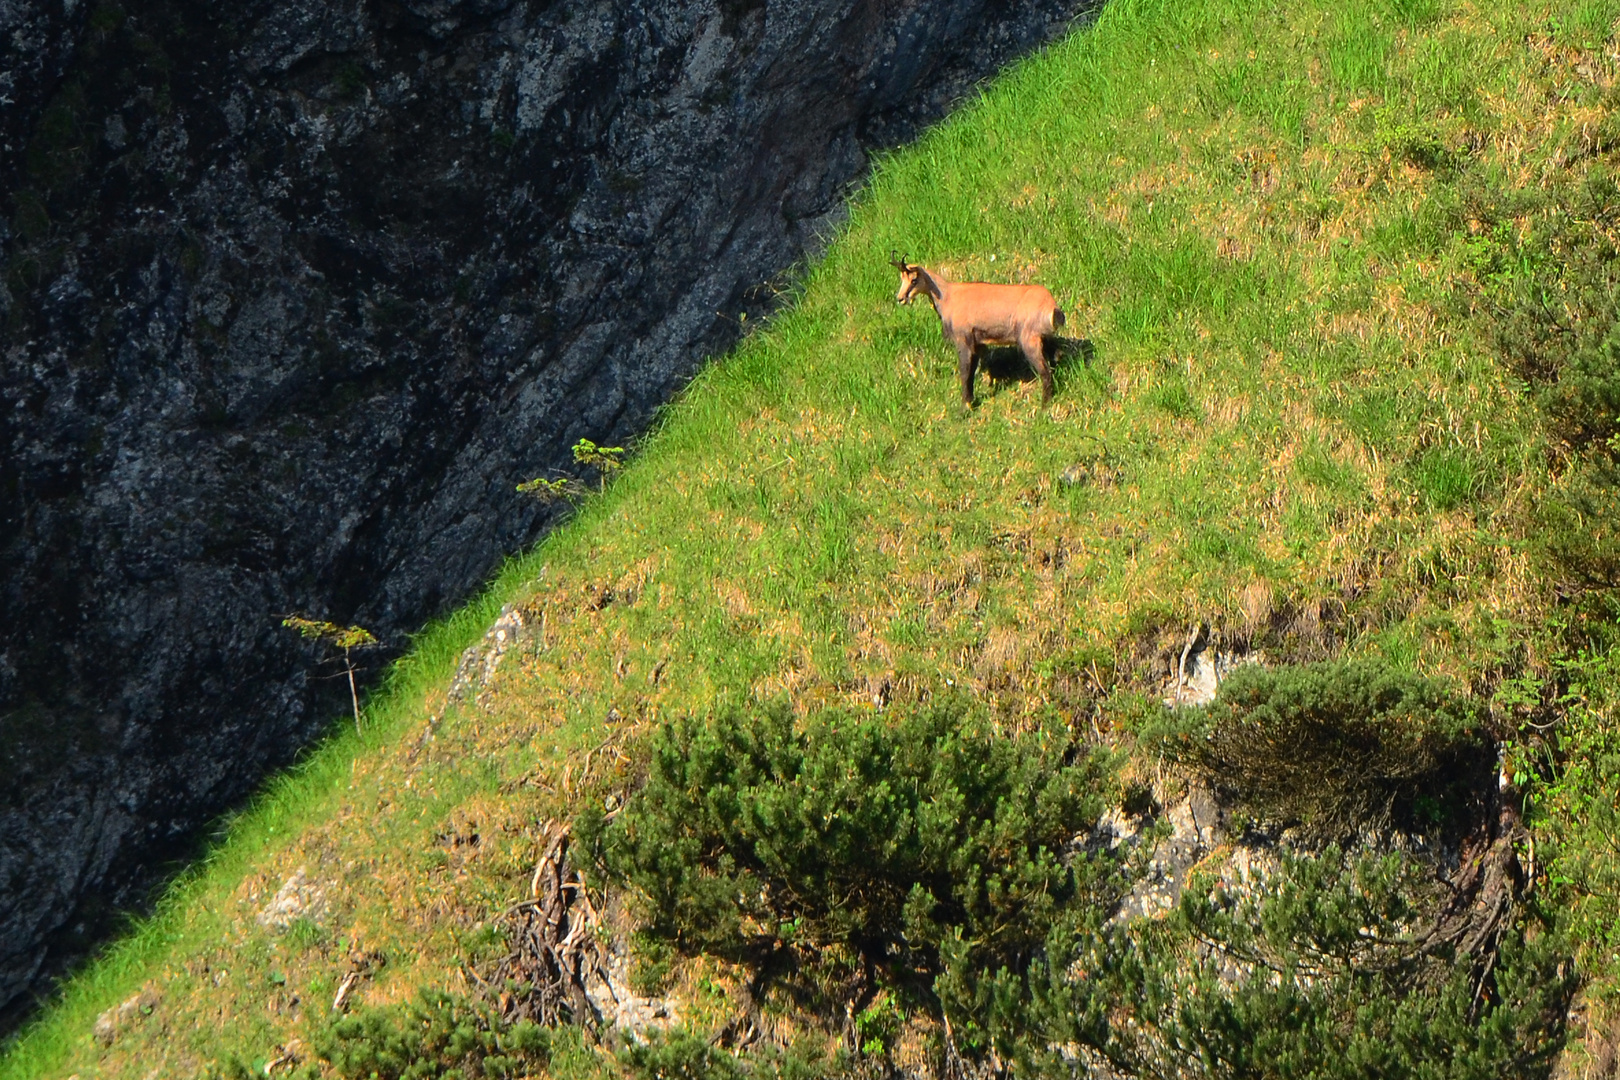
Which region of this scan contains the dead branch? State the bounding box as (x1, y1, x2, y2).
(483, 821, 614, 1029)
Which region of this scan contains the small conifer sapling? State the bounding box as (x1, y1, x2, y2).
(515, 476, 578, 502)
(282, 616, 378, 734)
(571, 438, 624, 490)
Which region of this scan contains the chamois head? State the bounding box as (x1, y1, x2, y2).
(891, 251, 926, 305)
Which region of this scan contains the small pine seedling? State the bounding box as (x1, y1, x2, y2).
(282, 616, 378, 734)
(572, 438, 625, 489)
(516, 476, 578, 502)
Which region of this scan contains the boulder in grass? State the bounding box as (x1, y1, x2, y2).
(257, 866, 328, 931)
(92, 986, 160, 1047)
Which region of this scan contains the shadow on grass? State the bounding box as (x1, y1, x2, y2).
(979, 335, 1094, 390)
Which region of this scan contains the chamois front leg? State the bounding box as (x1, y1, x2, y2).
(1022, 332, 1055, 403)
(954, 336, 979, 406)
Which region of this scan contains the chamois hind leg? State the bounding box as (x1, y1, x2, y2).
(1022, 332, 1054, 403)
(955, 337, 979, 406)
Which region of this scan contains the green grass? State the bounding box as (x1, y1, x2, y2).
(8, 0, 1620, 1074)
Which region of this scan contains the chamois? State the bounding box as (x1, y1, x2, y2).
(891, 252, 1065, 406)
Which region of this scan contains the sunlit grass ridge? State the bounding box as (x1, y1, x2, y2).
(9, 0, 1620, 1074)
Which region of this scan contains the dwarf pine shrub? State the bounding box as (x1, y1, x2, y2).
(1147, 659, 1494, 837)
(619, 1030, 837, 1080)
(620, 1032, 742, 1080)
(313, 989, 553, 1080)
(586, 692, 1575, 1078)
(578, 698, 1118, 1011)
(990, 847, 1576, 1079)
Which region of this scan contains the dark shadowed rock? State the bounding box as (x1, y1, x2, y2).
(0, 0, 1096, 1025)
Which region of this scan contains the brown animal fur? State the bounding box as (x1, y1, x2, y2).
(891, 254, 1065, 405)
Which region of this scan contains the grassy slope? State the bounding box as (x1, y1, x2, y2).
(8, 0, 1620, 1074)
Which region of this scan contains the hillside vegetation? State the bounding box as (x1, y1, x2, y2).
(8, 0, 1620, 1075)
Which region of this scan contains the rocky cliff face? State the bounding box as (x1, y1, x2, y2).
(0, 0, 1092, 1024)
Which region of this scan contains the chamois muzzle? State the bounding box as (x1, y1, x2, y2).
(891, 250, 919, 305)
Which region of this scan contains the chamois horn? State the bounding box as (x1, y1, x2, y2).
(889, 249, 910, 270)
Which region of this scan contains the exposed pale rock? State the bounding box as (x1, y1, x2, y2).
(91, 986, 160, 1047)
(585, 940, 680, 1036)
(443, 602, 530, 714)
(257, 867, 329, 930)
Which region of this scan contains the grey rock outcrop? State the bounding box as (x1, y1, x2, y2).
(0, 0, 1095, 1026)
(0, 0, 87, 187)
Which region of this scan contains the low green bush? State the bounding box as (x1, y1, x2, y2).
(313, 989, 553, 1080)
(620, 1032, 742, 1080)
(578, 698, 1118, 1011)
(619, 1030, 834, 1080)
(1146, 659, 1494, 837)
(991, 847, 1576, 1079)
(583, 690, 1574, 1077)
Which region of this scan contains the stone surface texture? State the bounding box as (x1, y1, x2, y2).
(0, 0, 1095, 1025)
